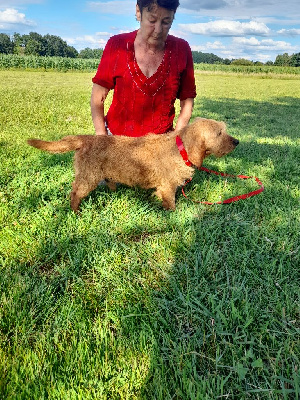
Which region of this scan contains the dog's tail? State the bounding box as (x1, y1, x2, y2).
(27, 135, 83, 154)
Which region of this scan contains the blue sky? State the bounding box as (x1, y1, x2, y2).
(0, 0, 299, 62)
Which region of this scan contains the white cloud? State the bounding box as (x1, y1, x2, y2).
(190, 35, 298, 63)
(253, 53, 274, 62)
(233, 37, 298, 52)
(64, 29, 136, 50)
(251, 17, 298, 26)
(64, 32, 111, 50)
(206, 40, 226, 50)
(178, 0, 300, 20)
(86, 1, 134, 15)
(95, 31, 111, 36)
(191, 40, 226, 51)
(277, 28, 300, 36)
(179, 20, 271, 37)
(0, 7, 35, 29)
(0, 0, 42, 6)
(180, 0, 227, 11)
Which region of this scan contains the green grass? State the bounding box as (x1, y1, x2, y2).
(0, 70, 299, 399)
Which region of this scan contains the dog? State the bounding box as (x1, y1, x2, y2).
(27, 118, 239, 211)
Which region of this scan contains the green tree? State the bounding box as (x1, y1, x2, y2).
(192, 50, 224, 64)
(43, 34, 62, 56)
(290, 52, 300, 67)
(79, 47, 94, 58)
(66, 45, 79, 58)
(43, 34, 77, 57)
(79, 47, 103, 59)
(12, 32, 25, 54)
(24, 39, 43, 56)
(231, 58, 253, 66)
(274, 53, 292, 66)
(23, 32, 46, 55)
(0, 33, 14, 54)
(11, 32, 78, 58)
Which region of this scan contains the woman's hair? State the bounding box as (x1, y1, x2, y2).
(137, 0, 180, 13)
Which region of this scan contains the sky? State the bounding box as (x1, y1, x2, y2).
(0, 0, 299, 62)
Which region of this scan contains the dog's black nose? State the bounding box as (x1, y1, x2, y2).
(233, 138, 239, 146)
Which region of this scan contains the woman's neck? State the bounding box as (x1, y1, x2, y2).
(135, 29, 166, 54)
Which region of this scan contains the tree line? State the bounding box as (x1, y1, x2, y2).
(0, 32, 103, 59)
(191, 51, 300, 67)
(0, 31, 299, 66)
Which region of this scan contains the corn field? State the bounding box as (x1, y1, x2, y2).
(0, 54, 100, 72)
(195, 62, 300, 75)
(0, 54, 300, 74)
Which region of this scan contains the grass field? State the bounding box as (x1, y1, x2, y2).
(0, 69, 299, 399)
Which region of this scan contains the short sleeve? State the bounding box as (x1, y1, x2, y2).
(177, 41, 197, 101)
(92, 37, 115, 90)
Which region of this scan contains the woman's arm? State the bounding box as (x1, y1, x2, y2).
(90, 83, 110, 135)
(175, 98, 194, 131)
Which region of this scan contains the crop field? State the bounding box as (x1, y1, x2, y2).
(1, 54, 300, 76)
(0, 69, 299, 399)
(0, 54, 100, 72)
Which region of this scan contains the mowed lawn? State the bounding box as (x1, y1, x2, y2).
(0, 70, 299, 399)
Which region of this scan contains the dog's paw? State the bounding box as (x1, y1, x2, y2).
(106, 180, 117, 191)
(162, 199, 176, 211)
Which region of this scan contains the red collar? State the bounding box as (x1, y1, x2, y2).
(176, 136, 193, 167)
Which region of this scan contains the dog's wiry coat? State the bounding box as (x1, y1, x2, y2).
(28, 118, 239, 211)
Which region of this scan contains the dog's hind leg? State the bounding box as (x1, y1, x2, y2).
(70, 180, 98, 212)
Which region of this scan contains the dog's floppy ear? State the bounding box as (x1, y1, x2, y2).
(180, 125, 207, 169)
(186, 140, 206, 168)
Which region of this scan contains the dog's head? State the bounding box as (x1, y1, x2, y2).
(181, 118, 239, 168)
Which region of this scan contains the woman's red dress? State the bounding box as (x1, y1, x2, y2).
(92, 30, 197, 137)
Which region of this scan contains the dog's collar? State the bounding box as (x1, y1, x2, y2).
(176, 136, 193, 167)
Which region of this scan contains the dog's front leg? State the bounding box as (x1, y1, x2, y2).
(155, 185, 176, 210)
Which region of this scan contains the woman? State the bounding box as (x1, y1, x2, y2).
(91, 0, 196, 137)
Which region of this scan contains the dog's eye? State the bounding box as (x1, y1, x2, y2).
(217, 131, 222, 136)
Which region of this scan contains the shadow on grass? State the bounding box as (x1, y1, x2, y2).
(137, 96, 299, 398)
(1, 95, 299, 398)
(139, 202, 298, 398)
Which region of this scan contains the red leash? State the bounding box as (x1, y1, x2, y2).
(175, 135, 264, 205)
(182, 166, 264, 205)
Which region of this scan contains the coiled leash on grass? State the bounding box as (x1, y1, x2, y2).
(181, 166, 265, 205)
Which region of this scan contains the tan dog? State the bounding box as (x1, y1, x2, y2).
(28, 118, 239, 211)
